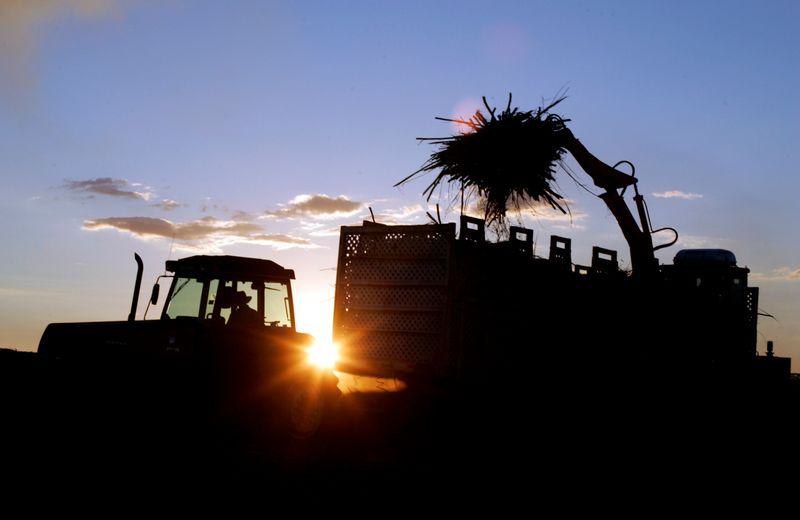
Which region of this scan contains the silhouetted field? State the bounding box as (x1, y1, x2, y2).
(2, 371, 799, 510)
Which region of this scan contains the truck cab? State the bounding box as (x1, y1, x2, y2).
(659, 248, 757, 360)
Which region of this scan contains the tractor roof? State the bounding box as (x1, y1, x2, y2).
(165, 255, 295, 280)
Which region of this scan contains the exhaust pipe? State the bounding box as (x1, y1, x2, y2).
(128, 253, 144, 322)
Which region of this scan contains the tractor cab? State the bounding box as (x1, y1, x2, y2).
(153, 255, 297, 331)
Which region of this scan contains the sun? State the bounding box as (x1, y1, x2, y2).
(307, 337, 338, 369)
(294, 290, 338, 369)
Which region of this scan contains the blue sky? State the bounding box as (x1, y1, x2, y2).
(1, 0, 798, 360)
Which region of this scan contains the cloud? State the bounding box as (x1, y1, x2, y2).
(230, 210, 254, 221)
(298, 221, 339, 237)
(300, 204, 429, 237)
(458, 199, 586, 225)
(380, 204, 427, 223)
(652, 190, 703, 200)
(309, 227, 342, 238)
(83, 216, 262, 240)
(63, 177, 153, 200)
(82, 215, 318, 251)
(265, 194, 365, 220)
(672, 234, 728, 250)
(150, 199, 183, 211)
(522, 204, 586, 224)
(750, 267, 800, 282)
(244, 234, 318, 250)
(0, 1, 117, 107)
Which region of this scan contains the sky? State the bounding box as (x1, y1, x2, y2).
(0, 0, 798, 362)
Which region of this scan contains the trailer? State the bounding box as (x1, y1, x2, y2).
(333, 216, 790, 395)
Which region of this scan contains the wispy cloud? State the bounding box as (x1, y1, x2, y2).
(0, 1, 117, 107)
(150, 199, 183, 211)
(458, 199, 586, 225)
(750, 267, 800, 282)
(63, 177, 152, 201)
(522, 205, 586, 224)
(264, 194, 365, 220)
(309, 227, 342, 238)
(672, 234, 726, 250)
(230, 210, 254, 221)
(652, 190, 703, 200)
(380, 204, 427, 223)
(244, 234, 318, 250)
(83, 216, 258, 240)
(82, 216, 318, 250)
(301, 204, 429, 237)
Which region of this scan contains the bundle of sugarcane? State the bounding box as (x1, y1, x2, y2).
(396, 94, 570, 228)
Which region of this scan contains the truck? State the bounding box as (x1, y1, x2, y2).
(0, 254, 341, 471)
(333, 218, 790, 386)
(332, 129, 793, 399)
(329, 217, 799, 483)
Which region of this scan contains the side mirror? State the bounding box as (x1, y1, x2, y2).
(150, 283, 160, 305)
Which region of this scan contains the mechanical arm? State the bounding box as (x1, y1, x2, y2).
(559, 129, 675, 277)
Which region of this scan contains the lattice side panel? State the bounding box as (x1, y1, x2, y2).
(343, 285, 447, 310)
(346, 331, 440, 364)
(343, 258, 448, 285)
(342, 227, 452, 259)
(339, 309, 443, 335)
(745, 287, 759, 327)
(745, 286, 759, 353)
(335, 224, 456, 373)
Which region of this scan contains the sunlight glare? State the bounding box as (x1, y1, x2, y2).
(307, 338, 338, 369)
(450, 97, 483, 134)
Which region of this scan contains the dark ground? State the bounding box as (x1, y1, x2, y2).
(3, 373, 800, 512)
